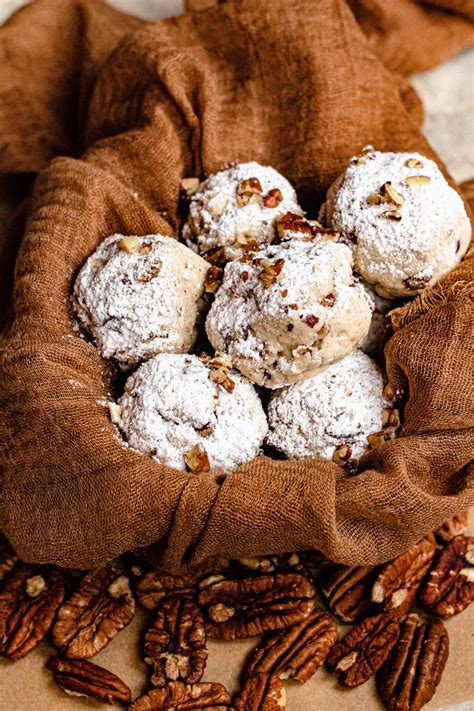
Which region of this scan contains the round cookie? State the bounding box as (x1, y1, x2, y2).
(205, 238, 372, 388)
(118, 353, 268, 473)
(182, 162, 303, 264)
(73, 234, 209, 369)
(266, 350, 388, 461)
(321, 149, 471, 297)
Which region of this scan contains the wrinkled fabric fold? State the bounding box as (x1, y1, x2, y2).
(0, 0, 473, 569)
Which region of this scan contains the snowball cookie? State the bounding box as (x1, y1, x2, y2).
(182, 162, 303, 264)
(321, 149, 471, 297)
(361, 284, 394, 360)
(118, 353, 268, 473)
(73, 234, 209, 369)
(266, 350, 387, 461)
(205, 238, 372, 388)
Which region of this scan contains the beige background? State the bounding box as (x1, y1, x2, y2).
(1, 1, 473, 710)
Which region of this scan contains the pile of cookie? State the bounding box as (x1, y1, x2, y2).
(72, 148, 470, 475)
(0, 515, 472, 709)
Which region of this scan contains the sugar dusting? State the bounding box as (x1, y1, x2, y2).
(266, 350, 387, 459)
(183, 162, 303, 261)
(118, 353, 268, 472)
(326, 150, 471, 297)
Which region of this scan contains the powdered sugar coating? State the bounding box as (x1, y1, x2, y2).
(118, 354, 268, 472)
(73, 234, 208, 369)
(322, 150, 471, 297)
(266, 350, 387, 460)
(206, 239, 372, 388)
(183, 162, 303, 262)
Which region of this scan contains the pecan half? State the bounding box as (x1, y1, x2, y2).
(130, 681, 231, 710)
(144, 596, 207, 687)
(435, 512, 468, 542)
(198, 573, 316, 640)
(52, 565, 135, 659)
(420, 534, 474, 617)
(232, 674, 285, 710)
(243, 608, 337, 682)
(0, 565, 66, 660)
(377, 614, 449, 711)
(236, 553, 311, 580)
(0, 536, 17, 582)
(46, 656, 131, 705)
(320, 565, 378, 622)
(326, 612, 400, 687)
(371, 534, 436, 616)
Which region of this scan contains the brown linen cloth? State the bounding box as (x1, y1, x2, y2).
(0, 0, 473, 570)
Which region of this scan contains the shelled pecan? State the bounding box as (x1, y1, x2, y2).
(198, 573, 316, 640)
(136, 564, 230, 611)
(46, 657, 131, 705)
(326, 612, 400, 687)
(144, 596, 207, 687)
(371, 534, 436, 616)
(52, 565, 135, 658)
(420, 534, 474, 617)
(0, 536, 17, 582)
(130, 681, 231, 710)
(232, 673, 285, 710)
(0, 564, 66, 660)
(243, 608, 337, 682)
(319, 565, 378, 622)
(435, 512, 468, 542)
(377, 614, 449, 711)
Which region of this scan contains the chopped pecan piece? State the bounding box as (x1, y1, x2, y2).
(320, 565, 378, 623)
(0, 536, 17, 582)
(243, 608, 337, 682)
(233, 674, 285, 710)
(181, 177, 201, 197)
(207, 355, 235, 393)
(382, 209, 402, 221)
(130, 681, 231, 710)
(435, 512, 468, 542)
(377, 614, 449, 711)
(381, 182, 404, 208)
(301, 314, 319, 328)
(137, 259, 163, 283)
(52, 565, 135, 659)
(204, 266, 224, 294)
(420, 534, 474, 617)
(0, 564, 66, 660)
(136, 572, 199, 610)
(320, 293, 335, 308)
(404, 175, 431, 186)
(184, 444, 211, 474)
(326, 612, 400, 687)
(203, 246, 229, 267)
(403, 274, 430, 290)
(352, 146, 375, 166)
(276, 212, 338, 241)
(405, 158, 424, 169)
(257, 258, 285, 287)
(234, 233, 260, 251)
(237, 177, 263, 207)
(118, 235, 141, 253)
(371, 534, 436, 616)
(144, 596, 207, 687)
(47, 656, 131, 705)
(262, 189, 283, 209)
(198, 573, 316, 640)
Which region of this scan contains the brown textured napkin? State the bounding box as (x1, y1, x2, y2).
(0, 0, 473, 570)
